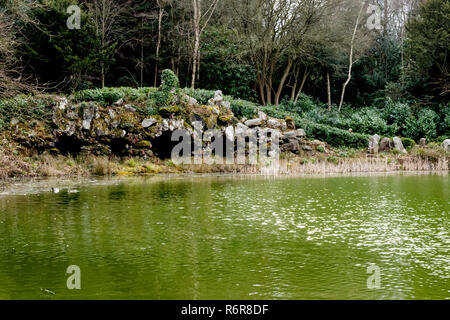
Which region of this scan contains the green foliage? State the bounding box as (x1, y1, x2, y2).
(411, 108, 439, 140)
(401, 137, 416, 151)
(406, 0, 450, 101)
(161, 69, 179, 92)
(73, 87, 156, 105)
(297, 119, 369, 148)
(382, 99, 413, 128)
(279, 94, 318, 115)
(260, 105, 369, 148)
(438, 105, 450, 136)
(229, 99, 258, 119)
(199, 25, 257, 101)
(182, 88, 216, 104)
(346, 108, 394, 136)
(21, 1, 105, 90)
(0, 95, 54, 128)
(279, 99, 395, 137)
(146, 70, 181, 111)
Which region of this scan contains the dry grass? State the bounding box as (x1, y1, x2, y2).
(180, 153, 449, 175)
(0, 142, 448, 180)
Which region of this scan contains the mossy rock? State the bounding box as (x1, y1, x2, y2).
(118, 111, 141, 130)
(285, 116, 295, 130)
(91, 118, 110, 136)
(49, 148, 60, 155)
(203, 115, 218, 129)
(192, 105, 213, 118)
(218, 114, 233, 125)
(159, 105, 180, 117)
(151, 114, 162, 122)
(135, 140, 151, 149)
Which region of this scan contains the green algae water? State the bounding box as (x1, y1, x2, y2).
(0, 173, 448, 300)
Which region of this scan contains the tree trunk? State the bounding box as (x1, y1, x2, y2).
(101, 1, 106, 88)
(266, 82, 272, 105)
(274, 57, 293, 106)
(154, 0, 163, 87)
(140, 20, 144, 88)
(197, 50, 200, 82)
(338, 3, 364, 112)
(294, 67, 309, 103)
(257, 71, 266, 106)
(290, 65, 300, 101)
(191, 0, 200, 88)
(326, 71, 332, 111)
(101, 64, 105, 88)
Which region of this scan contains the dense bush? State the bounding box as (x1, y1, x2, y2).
(278, 94, 318, 115)
(228, 99, 258, 119)
(181, 88, 257, 119)
(411, 108, 438, 140)
(380, 99, 413, 128)
(401, 137, 416, 150)
(182, 88, 216, 104)
(0, 95, 55, 128)
(73, 87, 156, 105)
(260, 106, 369, 148)
(278, 101, 395, 137)
(345, 108, 394, 136)
(160, 69, 179, 91)
(438, 105, 450, 136)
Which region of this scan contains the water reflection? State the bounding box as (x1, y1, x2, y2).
(0, 173, 448, 299)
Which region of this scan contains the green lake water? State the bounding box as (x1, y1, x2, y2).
(0, 173, 448, 299)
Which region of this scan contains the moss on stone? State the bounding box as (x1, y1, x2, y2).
(218, 114, 233, 124)
(135, 140, 151, 148)
(159, 105, 180, 117)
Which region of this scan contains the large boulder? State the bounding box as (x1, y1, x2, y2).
(296, 129, 306, 138)
(182, 94, 199, 108)
(393, 136, 407, 153)
(368, 134, 380, 154)
(214, 90, 224, 104)
(280, 139, 300, 154)
(208, 90, 231, 110)
(82, 103, 98, 131)
(244, 118, 262, 127)
(281, 130, 305, 141)
(141, 118, 158, 128)
(266, 118, 284, 130)
(442, 139, 450, 151)
(379, 137, 393, 152)
(419, 138, 427, 146)
(285, 117, 295, 130)
(257, 111, 267, 121)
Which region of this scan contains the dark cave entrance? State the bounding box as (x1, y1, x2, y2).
(151, 131, 187, 159)
(55, 135, 82, 155)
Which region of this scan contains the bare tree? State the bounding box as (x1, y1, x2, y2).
(326, 71, 332, 110)
(338, 1, 365, 112)
(154, 0, 166, 87)
(233, 0, 327, 105)
(191, 0, 219, 88)
(0, 2, 42, 98)
(85, 0, 126, 88)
